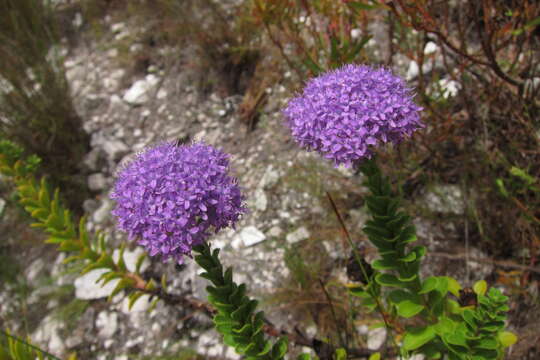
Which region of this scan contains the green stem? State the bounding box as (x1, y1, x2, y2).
(358, 158, 433, 320)
(192, 242, 288, 360)
(0, 330, 62, 360)
(326, 191, 400, 354)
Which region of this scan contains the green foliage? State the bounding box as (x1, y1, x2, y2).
(194, 242, 289, 359)
(358, 159, 425, 294)
(351, 159, 516, 359)
(251, 0, 374, 78)
(0, 140, 41, 178)
(0, 329, 72, 360)
(0, 140, 157, 312)
(0, 0, 90, 211)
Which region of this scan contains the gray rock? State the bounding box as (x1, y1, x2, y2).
(0, 197, 5, 217)
(367, 327, 386, 350)
(112, 247, 150, 273)
(406, 60, 432, 80)
(83, 199, 100, 213)
(286, 226, 310, 244)
(102, 138, 129, 161)
(259, 165, 280, 188)
(96, 311, 118, 338)
(111, 22, 126, 34)
(435, 78, 460, 98)
(93, 199, 114, 224)
(103, 69, 126, 92)
(0, 77, 13, 94)
(119, 294, 151, 313)
(423, 184, 465, 214)
(123, 75, 159, 105)
(72, 12, 83, 28)
(83, 148, 105, 171)
(25, 258, 45, 283)
(74, 268, 120, 300)
(88, 173, 108, 191)
(32, 315, 66, 356)
(197, 330, 241, 359)
(233, 226, 266, 248)
(252, 188, 268, 211)
(424, 41, 439, 55)
(65, 332, 84, 348)
(267, 226, 282, 238)
(157, 88, 167, 100)
(524, 77, 540, 98)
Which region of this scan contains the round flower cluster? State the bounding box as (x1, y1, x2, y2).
(111, 142, 246, 263)
(283, 64, 423, 167)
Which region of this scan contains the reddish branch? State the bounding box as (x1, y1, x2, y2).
(385, 0, 524, 89)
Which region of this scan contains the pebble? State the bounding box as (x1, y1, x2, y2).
(286, 226, 310, 244)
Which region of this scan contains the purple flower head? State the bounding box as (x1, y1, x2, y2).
(111, 141, 246, 264)
(283, 64, 423, 167)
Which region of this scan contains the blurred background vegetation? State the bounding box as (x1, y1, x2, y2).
(0, 0, 539, 358)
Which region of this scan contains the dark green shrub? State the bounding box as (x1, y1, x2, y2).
(0, 0, 90, 212)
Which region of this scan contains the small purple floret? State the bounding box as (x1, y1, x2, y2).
(283, 64, 423, 167)
(111, 142, 246, 263)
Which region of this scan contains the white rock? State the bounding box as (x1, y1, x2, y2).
(423, 184, 465, 214)
(0, 76, 14, 94)
(74, 268, 120, 300)
(64, 59, 77, 68)
(88, 173, 107, 191)
(259, 165, 280, 188)
(437, 78, 460, 98)
(130, 43, 143, 53)
(0, 198, 5, 217)
(253, 188, 268, 211)
(73, 12, 83, 28)
(141, 109, 151, 118)
(107, 48, 119, 58)
(125, 335, 144, 348)
(93, 199, 114, 224)
(123, 75, 159, 105)
(157, 88, 167, 99)
(120, 293, 151, 313)
(367, 327, 387, 350)
(406, 60, 432, 80)
(286, 227, 310, 244)
(267, 226, 282, 237)
(350, 28, 362, 39)
(65, 333, 83, 348)
(111, 22, 125, 34)
(225, 347, 242, 360)
(112, 247, 150, 273)
(25, 258, 45, 283)
(337, 163, 354, 177)
(424, 41, 439, 55)
(236, 226, 266, 247)
(524, 77, 540, 97)
(102, 138, 129, 160)
(96, 311, 118, 338)
(103, 69, 125, 91)
(32, 315, 66, 355)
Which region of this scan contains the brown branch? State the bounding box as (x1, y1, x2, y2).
(319, 278, 347, 349)
(389, 0, 523, 89)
